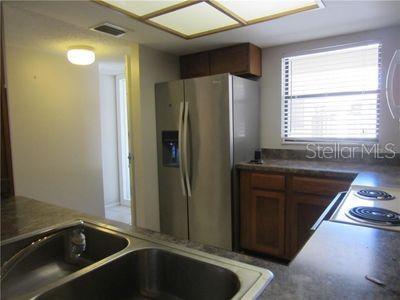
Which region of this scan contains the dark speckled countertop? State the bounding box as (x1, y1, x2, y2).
(2, 197, 400, 299)
(237, 159, 400, 188)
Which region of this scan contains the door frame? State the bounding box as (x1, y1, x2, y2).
(124, 54, 137, 227)
(115, 73, 132, 208)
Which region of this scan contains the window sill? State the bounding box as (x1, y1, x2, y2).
(281, 139, 379, 146)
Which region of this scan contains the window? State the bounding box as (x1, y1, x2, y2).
(282, 43, 381, 143)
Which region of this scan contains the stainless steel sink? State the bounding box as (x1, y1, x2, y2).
(37, 248, 240, 300)
(1, 220, 273, 299)
(1, 221, 129, 299)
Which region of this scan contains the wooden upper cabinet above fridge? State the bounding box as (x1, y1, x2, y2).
(180, 43, 262, 79)
(209, 44, 262, 78)
(180, 52, 210, 79)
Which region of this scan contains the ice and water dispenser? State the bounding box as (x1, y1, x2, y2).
(161, 131, 179, 167)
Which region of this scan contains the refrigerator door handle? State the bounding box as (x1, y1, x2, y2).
(386, 49, 400, 120)
(178, 101, 187, 196)
(183, 101, 192, 197)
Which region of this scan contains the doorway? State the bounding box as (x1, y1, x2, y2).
(99, 63, 133, 225)
(116, 74, 132, 208)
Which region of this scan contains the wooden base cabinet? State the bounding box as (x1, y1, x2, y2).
(286, 193, 332, 258)
(240, 170, 352, 259)
(249, 190, 285, 256)
(286, 176, 351, 257)
(240, 172, 286, 257)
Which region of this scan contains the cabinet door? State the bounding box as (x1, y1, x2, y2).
(180, 52, 210, 79)
(240, 171, 252, 250)
(209, 43, 262, 77)
(248, 190, 286, 257)
(210, 44, 249, 75)
(286, 193, 331, 258)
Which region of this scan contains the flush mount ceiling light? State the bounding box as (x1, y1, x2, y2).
(67, 47, 96, 65)
(94, 0, 324, 39)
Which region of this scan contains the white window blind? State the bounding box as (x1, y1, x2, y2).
(282, 43, 381, 143)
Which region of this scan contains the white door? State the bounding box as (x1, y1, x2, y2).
(115, 74, 132, 207)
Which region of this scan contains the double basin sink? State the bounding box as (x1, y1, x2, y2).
(1, 220, 273, 299)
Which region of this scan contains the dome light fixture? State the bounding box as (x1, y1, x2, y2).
(67, 46, 95, 65)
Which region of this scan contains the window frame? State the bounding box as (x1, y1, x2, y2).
(280, 40, 382, 145)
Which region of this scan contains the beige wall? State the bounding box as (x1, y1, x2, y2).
(6, 43, 179, 227)
(4, 4, 179, 227)
(260, 25, 400, 152)
(129, 45, 179, 231)
(6, 46, 105, 216)
(6, 43, 179, 228)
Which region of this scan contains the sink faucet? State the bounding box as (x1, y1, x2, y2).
(65, 227, 86, 263)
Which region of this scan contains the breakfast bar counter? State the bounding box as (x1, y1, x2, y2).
(2, 197, 400, 299)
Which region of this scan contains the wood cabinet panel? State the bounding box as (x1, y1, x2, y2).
(240, 172, 285, 256)
(248, 43, 262, 76)
(210, 44, 248, 75)
(291, 176, 350, 197)
(180, 43, 261, 79)
(240, 171, 252, 249)
(210, 43, 262, 77)
(240, 170, 352, 259)
(251, 173, 285, 191)
(180, 52, 210, 79)
(249, 190, 285, 256)
(286, 193, 332, 258)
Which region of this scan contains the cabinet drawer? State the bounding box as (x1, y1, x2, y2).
(291, 176, 350, 196)
(251, 173, 285, 191)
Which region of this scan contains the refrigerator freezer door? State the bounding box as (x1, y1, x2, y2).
(184, 74, 233, 250)
(155, 80, 188, 240)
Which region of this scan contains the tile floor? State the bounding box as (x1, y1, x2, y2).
(105, 205, 131, 225)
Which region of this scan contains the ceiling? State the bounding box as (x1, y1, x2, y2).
(3, 3, 132, 64)
(4, 1, 400, 55)
(96, 0, 322, 39)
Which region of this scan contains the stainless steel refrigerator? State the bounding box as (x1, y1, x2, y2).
(155, 73, 259, 250)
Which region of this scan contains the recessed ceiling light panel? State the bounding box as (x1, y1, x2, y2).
(149, 2, 238, 37)
(94, 0, 324, 39)
(215, 0, 322, 23)
(99, 0, 188, 17)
